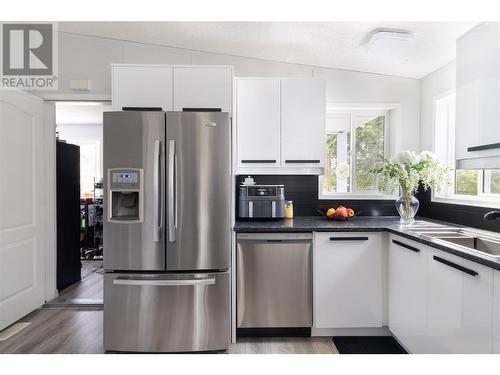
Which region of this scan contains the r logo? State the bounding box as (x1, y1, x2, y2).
(2, 23, 53, 76)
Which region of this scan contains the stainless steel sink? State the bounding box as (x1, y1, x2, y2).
(475, 238, 500, 256)
(407, 227, 500, 258)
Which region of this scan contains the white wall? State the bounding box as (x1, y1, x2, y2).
(41, 31, 421, 154)
(57, 123, 103, 194)
(419, 61, 456, 152)
(314, 67, 420, 155)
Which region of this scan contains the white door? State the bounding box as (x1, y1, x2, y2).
(280, 79, 325, 167)
(112, 65, 173, 111)
(0, 90, 52, 330)
(236, 79, 281, 168)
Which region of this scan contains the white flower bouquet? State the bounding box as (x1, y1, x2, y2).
(371, 151, 449, 223)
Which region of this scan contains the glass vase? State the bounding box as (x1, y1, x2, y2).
(396, 188, 419, 224)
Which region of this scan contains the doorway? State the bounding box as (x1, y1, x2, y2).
(49, 101, 111, 306)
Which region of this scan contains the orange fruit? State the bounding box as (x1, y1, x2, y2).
(326, 208, 336, 218)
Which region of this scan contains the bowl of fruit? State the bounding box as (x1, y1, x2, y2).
(317, 206, 358, 221)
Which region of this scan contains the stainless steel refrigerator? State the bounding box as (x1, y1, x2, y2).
(103, 111, 231, 353)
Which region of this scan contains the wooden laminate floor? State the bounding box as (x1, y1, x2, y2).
(1, 265, 336, 354)
(0, 307, 337, 354)
(50, 269, 103, 303)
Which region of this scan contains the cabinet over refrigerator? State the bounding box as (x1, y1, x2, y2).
(103, 110, 231, 353)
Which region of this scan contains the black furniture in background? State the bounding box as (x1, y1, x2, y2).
(57, 142, 82, 291)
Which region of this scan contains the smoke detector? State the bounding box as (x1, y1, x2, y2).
(365, 28, 413, 53)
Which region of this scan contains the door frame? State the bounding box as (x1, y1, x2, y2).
(43, 101, 58, 302)
(43, 96, 111, 302)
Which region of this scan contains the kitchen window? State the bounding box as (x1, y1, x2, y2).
(320, 110, 390, 198)
(433, 92, 500, 208)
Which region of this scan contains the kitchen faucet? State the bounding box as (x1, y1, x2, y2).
(484, 211, 500, 220)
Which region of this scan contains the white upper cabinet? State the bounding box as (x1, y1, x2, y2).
(235, 77, 325, 174)
(388, 236, 428, 354)
(112, 65, 173, 111)
(280, 79, 325, 167)
(456, 23, 500, 168)
(313, 232, 383, 328)
(173, 67, 232, 113)
(236, 79, 281, 167)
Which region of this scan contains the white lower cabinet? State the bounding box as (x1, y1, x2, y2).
(314, 232, 383, 328)
(388, 236, 428, 353)
(493, 271, 500, 353)
(388, 234, 493, 354)
(427, 249, 493, 353)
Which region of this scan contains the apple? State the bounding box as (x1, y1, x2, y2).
(334, 206, 348, 219)
(347, 208, 355, 217)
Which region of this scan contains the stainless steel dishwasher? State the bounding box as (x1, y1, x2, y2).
(236, 233, 312, 328)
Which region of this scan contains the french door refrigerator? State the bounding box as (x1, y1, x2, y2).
(103, 111, 231, 353)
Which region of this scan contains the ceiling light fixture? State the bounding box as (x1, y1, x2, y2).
(365, 28, 413, 52)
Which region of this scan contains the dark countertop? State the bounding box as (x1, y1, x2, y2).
(234, 216, 500, 271)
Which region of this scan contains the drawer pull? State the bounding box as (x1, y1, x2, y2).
(467, 143, 500, 152)
(433, 256, 478, 277)
(113, 278, 216, 286)
(285, 160, 320, 163)
(241, 159, 276, 164)
(392, 239, 420, 253)
(329, 236, 369, 241)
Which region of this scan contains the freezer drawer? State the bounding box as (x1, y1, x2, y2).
(104, 272, 230, 352)
(237, 233, 312, 328)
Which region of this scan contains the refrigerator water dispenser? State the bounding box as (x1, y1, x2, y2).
(108, 168, 144, 223)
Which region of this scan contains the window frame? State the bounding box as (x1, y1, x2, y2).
(319, 109, 394, 200)
(431, 91, 500, 209)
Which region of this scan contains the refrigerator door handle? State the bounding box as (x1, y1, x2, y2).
(168, 139, 176, 242)
(113, 277, 216, 286)
(153, 140, 161, 242)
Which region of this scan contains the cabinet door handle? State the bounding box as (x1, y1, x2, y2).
(329, 236, 369, 241)
(433, 256, 478, 276)
(467, 143, 500, 152)
(285, 160, 321, 163)
(392, 239, 420, 253)
(241, 159, 276, 163)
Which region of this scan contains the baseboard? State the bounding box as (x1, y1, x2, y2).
(311, 326, 390, 337)
(237, 327, 311, 338)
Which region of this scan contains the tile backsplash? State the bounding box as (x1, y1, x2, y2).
(236, 175, 399, 217)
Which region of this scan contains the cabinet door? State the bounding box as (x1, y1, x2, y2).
(460, 258, 493, 353)
(388, 236, 428, 353)
(494, 271, 500, 353)
(314, 232, 382, 328)
(426, 251, 463, 353)
(426, 250, 493, 353)
(173, 67, 232, 113)
(456, 23, 500, 162)
(281, 79, 325, 167)
(112, 65, 172, 111)
(236, 79, 281, 167)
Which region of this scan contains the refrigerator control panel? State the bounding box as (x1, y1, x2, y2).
(113, 172, 138, 184)
(109, 168, 142, 191)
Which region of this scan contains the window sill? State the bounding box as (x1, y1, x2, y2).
(432, 195, 500, 209)
(318, 193, 396, 200)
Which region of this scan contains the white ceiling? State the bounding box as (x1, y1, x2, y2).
(60, 22, 477, 79)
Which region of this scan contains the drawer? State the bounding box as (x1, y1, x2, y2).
(104, 272, 230, 352)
